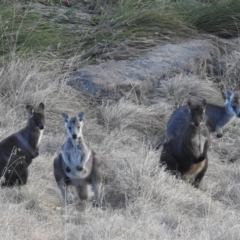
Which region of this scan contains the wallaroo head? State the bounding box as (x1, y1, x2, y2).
(224, 90, 240, 117)
(187, 99, 207, 128)
(26, 103, 45, 130)
(61, 112, 85, 140)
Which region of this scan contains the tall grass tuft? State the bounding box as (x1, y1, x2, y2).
(177, 0, 240, 37)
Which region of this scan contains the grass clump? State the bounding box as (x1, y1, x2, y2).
(0, 3, 69, 61)
(0, 0, 240, 64)
(0, 0, 196, 63)
(176, 0, 240, 37)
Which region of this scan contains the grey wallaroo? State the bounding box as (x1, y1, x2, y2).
(160, 99, 210, 188)
(53, 112, 102, 207)
(0, 103, 45, 186)
(166, 90, 240, 141)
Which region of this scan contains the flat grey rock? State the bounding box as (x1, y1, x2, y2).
(68, 39, 221, 97)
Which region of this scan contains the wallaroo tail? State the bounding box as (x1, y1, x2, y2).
(160, 99, 210, 188)
(54, 112, 102, 207)
(0, 103, 45, 186)
(166, 90, 240, 141)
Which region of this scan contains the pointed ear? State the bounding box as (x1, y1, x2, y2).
(26, 105, 34, 118)
(38, 103, 45, 112)
(202, 99, 207, 107)
(187, 99, 192, 107)
(225, 90, 233, 100)
(61, 113, 70, 123)
(77, 112, 85, 122)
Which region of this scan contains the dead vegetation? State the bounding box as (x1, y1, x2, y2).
(0, 48, 239, 239)
(0, 0, 240, 239)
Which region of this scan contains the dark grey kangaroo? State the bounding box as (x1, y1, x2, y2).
(160, 99, 210, 188)
(53, 112, 102, 207)
(167, 90, 240, 141)
(0, 103, 45, 186)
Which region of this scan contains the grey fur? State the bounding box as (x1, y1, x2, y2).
(53, 112, 102, 207)
(167, 90, 240, 140)
(160, 99, 210, 188)
(0, 103, 45, 186)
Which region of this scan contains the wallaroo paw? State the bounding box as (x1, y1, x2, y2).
(34, 151, 39, 158)
(92, 200, 100, 208)
(216, 133, 223, 138)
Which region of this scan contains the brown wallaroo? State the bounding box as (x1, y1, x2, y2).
(160, 99, 210, 188)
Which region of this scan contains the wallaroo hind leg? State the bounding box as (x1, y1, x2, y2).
(92, 181, 102, 207)
(57, 180, 68, 202)
(76, 186, 88, 200)
(160, 149, 179, 176)
(54, 155, 69, 202)
(91, 154, 102, 207)
(192, 158, 208, 189)
(216, 126, 223, 138)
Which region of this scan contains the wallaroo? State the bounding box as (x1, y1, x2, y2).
(166, 90, 240, 141)
(54, 112, 102, 207)
(0, 103, 45, 186)
(160, 99, 210, 188)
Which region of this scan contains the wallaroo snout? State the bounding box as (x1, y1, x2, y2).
(53, 112, 102, 207)
(160, 99, 211, 188)
(0, 103, 45, 186)
(166, 90, 240, 141)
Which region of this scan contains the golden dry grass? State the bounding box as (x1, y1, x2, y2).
(0, 52, 240, 240)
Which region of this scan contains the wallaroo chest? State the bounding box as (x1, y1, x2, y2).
(61, 137, 86, 168)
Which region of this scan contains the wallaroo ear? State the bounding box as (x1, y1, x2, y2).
(202, 99, 207, 106)
(225, 90, 233, 100)
(61, 113, 70, 123)
(26, 105, 34, 118)
(38, 103, 45, 112)
(77, 112, 85, 122)
(187, 99, 192, 107)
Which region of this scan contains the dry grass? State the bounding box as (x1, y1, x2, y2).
(155, 74, 222, 107)
(0, 51, 240, 240)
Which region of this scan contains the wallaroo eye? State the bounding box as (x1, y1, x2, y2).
(68, 127, 71, 130)
(78, 126, 80, 129)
